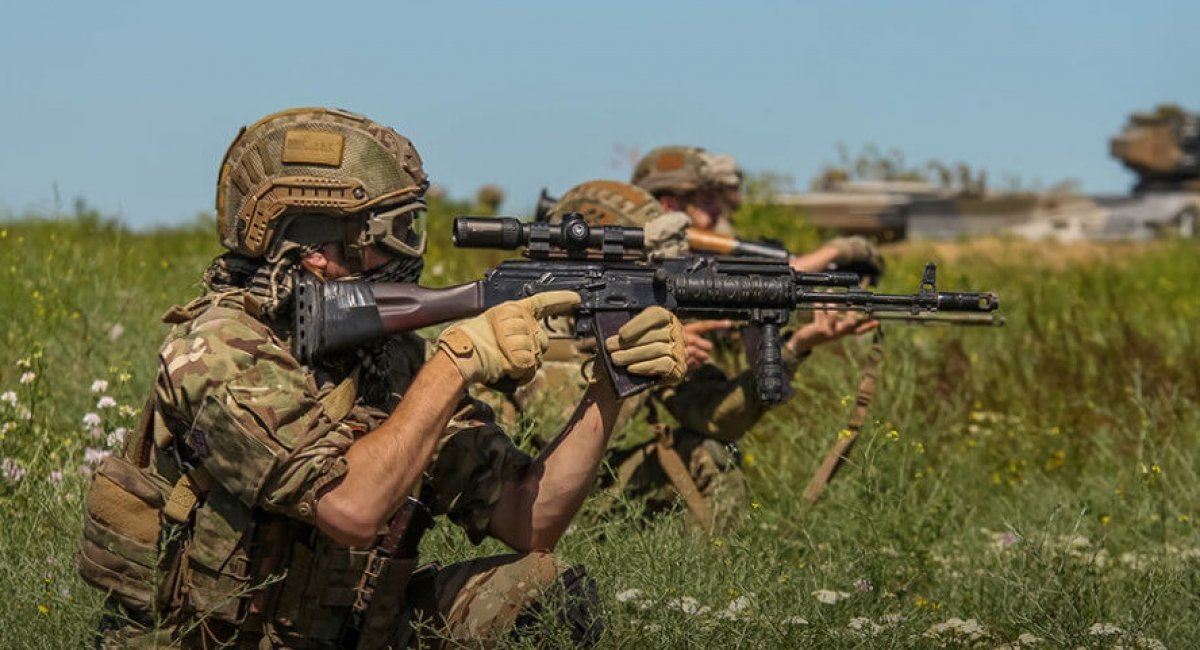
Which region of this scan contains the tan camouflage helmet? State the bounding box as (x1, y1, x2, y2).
(631, 145, 743, 195)
(547, 179, 664, 227)
(216, 107, 429, 259)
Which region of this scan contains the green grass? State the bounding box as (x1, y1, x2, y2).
(0, 205, 1197, 648)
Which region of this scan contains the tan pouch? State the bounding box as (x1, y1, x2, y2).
(180, 498, 253, 625)
(77, 454, 173, 613)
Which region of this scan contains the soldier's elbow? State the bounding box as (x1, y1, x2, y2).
(315, 494, 380, 548)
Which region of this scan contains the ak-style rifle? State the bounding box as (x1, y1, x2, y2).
(294, 215, 1000, 404)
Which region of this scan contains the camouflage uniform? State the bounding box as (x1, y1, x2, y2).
(78, 109, 599, 649)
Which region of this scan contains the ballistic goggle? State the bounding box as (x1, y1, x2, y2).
(281, 200, 427, 258)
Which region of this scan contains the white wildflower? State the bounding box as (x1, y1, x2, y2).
(1065, 534, 1091, 549)
(96, 396, 117, 409)
(1087, 623, 1123, 636)
(84, 447, 111, 466)
(108, 323, 125, 341)
(0, 391, 16, 405)
(90, 380, 109, 393)
(846, 617, 885, 637)
(89, 427, 103, 440)
(82, 412, 102, 427)
(853, 577, 874, 592)
(923, 617, 988, 642)
(714, 595, 753, 621)
(2, 457, 26, 484)
(47, 470, 63, 486)
(666, 596, 710, 617)
(615, 588, 645, 604)
(812, 589, 852, 605)
(106, 427, 127, 448)
(19, 372, 36, 385)
(781, 615, 808, 625)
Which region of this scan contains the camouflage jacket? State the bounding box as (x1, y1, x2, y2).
(81, 290, 530, 648)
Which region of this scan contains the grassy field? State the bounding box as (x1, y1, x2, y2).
(0, 204, 1197, 648)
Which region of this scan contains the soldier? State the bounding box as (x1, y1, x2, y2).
(631, 145, 884, 276)
(510, 179, 875, 532)
(76, 108, 687, 648)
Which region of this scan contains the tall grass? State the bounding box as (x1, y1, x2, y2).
(0, 204, 1196, 648)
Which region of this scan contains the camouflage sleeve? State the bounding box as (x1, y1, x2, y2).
(157, 307, 353, 523)
(419, 398, 532, 545)
(658, 344, 804, 443)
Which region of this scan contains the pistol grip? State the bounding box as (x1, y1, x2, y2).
(593, 311, 658, 400)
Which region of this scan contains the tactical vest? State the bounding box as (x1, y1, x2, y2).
(78, 292, 424, 648)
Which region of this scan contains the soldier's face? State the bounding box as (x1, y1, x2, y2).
(302, 242, 394, 280)
(684, 189, 740, 231)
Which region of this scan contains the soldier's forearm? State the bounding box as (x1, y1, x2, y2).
(789, 245, 839, 273)
(315, 351, 466, 547)
(489, 372, 620, 552)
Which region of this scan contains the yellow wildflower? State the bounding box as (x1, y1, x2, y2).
(837, 429, 854, 440)
(37, 604, 49, 615)
(1178, 515, 1191, 524)
(886, 430, 900, 441)
(1100, 515, 1112, 525)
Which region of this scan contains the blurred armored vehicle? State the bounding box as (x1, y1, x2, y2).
(772, 105, 1200, 241)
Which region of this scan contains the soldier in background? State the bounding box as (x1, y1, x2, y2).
(632, 145, 884, 277)
(510, 179, 875, 532)
(77, 108, 687, 648)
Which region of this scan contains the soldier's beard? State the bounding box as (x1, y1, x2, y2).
(354, 254, 424, 284)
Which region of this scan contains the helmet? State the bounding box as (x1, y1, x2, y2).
(631, 145, 743, 195)
(216, 107, 429, 260)
(547, 179, 664, 227)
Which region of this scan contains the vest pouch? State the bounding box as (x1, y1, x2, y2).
(354, 554, 417, 650)
(181, 497, 253, 625)
(77, 454, 173, 615)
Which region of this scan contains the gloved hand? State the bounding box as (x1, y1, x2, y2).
(603, 306, 688, 386)
(437, 291, 581, 386)
(827, 236, 885, 279)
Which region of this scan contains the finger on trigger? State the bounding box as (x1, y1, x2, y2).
(521, 290, 582, 319)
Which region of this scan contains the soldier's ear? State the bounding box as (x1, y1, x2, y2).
(301, 246, 332, 278)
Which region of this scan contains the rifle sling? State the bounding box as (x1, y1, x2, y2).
(651, 425, 713, 528)
(803, 327, 885, 504)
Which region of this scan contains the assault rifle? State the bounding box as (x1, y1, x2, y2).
(293, 215, 1001, 404)
(538, 188, 1001, 325)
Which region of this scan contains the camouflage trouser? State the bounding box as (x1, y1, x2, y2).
(598, 430, 749, 534)
(96, 552, 601, 649)
(406, 551, 601, 648)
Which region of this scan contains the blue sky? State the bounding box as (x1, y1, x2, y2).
(1, 0, 1196, 227)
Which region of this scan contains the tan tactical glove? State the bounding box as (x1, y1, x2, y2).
(642, 211, 692, 259)
(828, 236, 885, 277)
(603, 306, 688, 386)
(437, 291, 581, 386)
